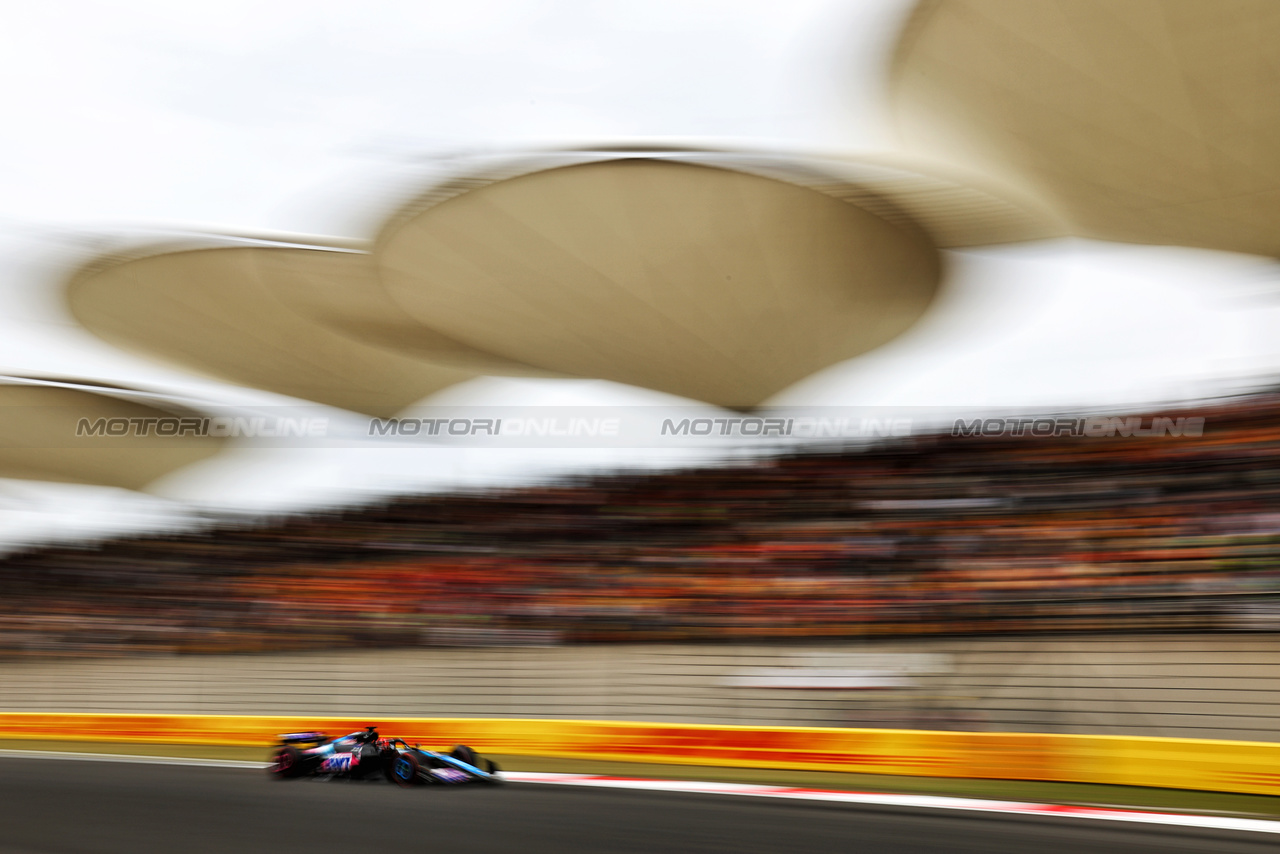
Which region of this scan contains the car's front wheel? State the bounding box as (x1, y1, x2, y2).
(390, 752, 421, 787)
(450, 745, 478, 766)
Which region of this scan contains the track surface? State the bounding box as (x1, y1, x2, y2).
(0, 757, 1272, 854)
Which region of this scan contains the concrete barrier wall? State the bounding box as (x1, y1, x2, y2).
(2, 634, 1280, 742)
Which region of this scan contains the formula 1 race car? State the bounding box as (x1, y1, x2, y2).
(382, 738, 502, 788)
(268, 726, 501, 788)
(269, 726, 389, 781)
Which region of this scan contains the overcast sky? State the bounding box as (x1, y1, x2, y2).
(2, 0, 1280, 547)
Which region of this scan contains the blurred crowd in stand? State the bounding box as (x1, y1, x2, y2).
(2, 389, 1280, 656)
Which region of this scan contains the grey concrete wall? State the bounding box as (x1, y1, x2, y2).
(3, 635, 1280, 742)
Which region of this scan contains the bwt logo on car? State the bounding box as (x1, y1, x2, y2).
(321, 755, 354, 772)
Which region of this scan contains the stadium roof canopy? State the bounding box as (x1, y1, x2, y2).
(67, 240, 550, 418)
(889, 0, 1280, 258)
(0, 379, 224, 490)
(66, 150, 1057, 413)
(376, 157, 945, 408)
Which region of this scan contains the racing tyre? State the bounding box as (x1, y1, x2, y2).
(270, 745, 304, 779)
(484, 759, 503, 783)
(380, 748, 400, 783)
(450, 745, 478, 766)
(391, 751, 422, 788)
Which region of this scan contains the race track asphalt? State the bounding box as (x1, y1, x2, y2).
(0, 756, 1272, 854)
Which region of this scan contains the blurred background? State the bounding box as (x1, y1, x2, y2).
(3, 0, 1280, 747)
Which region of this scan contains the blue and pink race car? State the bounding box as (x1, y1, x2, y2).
(269, 725, 502, 787)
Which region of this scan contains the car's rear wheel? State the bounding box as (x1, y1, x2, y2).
(270, 745, 303, 779)
(391, 752, 421, 787)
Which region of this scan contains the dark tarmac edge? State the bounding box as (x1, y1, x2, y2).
(3, 738, 1279, 820)
(3, 758, 1277, 854)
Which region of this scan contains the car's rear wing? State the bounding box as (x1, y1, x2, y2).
(277, 731, 328, 743)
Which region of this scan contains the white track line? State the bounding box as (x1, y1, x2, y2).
(1, 750, 1277, 835)
(501, 772, 1280, 836)
(0, 749, 266, 769)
